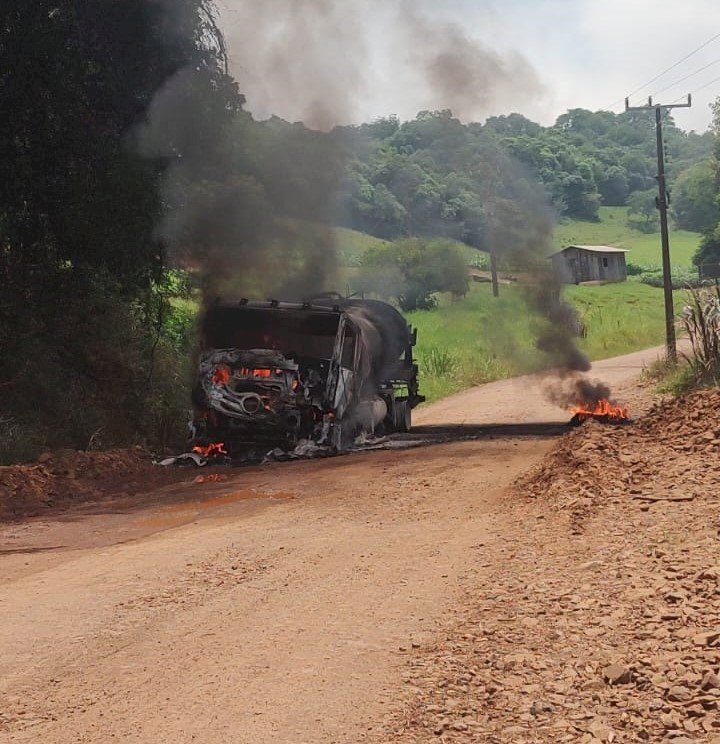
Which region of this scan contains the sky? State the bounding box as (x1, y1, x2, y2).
(218, 0, 720, 132)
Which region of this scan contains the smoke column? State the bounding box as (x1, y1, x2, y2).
(131, 56, 344, 303)
(467, 145, 612, 405)
(219, 0, 547, 129)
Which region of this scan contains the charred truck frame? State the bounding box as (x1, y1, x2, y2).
(192, 296, 424, 450)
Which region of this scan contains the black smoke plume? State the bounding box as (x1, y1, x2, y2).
(220, 0, 547, 129)
(132, 64, 345, 303)
(463, 145, 612, 405)
(542, 372, 611, 409)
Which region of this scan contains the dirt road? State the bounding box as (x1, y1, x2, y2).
(0, 344, 672, 743)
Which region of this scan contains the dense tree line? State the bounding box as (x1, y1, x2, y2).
(0, 1, 241, 459)
(331, 108, 713, 243)
(233, 108, 713, 254)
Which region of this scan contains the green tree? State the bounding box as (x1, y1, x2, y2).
(595, 164, 629, 206)
(333, 106, 712, 247)
(627, 189, 660, 233)
(359, 238, 469, 311)
(0, 0, 239, 456)
(672, 162, 718, 233)
(694, 99, 720, 267)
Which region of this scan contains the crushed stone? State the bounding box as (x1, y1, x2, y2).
(385, 386, 720, 743)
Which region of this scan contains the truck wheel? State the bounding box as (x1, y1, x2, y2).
(394, 400, 411, 433)
(382, 397, 396, 433)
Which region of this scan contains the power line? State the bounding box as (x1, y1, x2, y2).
(627, 31, 720, 99)
(668, 72, 720, 104)
(691, 72, 720, 95)
(606, 31, 720, 109)
(652, 57, 720, 97)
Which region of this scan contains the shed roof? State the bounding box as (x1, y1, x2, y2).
(550, 244, 629, 257)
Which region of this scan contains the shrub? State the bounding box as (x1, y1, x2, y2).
(421, 347, 458, 378)
(642, 356, 696, 396)
(639, 267, 703, 290)
(468, 252, 490, 270)
(693, 223, 720, 268)
(680, 284, 720, 386)
(0, 274, 197, 464)
(359, 238, 469, 311)
(627, 189, 660, 233)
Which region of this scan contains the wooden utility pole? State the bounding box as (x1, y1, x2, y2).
(490, 252, 499, 298)
(625, 95, 691, 362)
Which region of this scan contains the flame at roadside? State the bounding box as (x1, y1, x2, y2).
(571, 399, 629, 423)
(192, 442, 228, 457)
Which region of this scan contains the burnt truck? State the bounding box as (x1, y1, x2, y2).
(191, 295, 424, 451)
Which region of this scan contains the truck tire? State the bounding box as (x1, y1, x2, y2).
(394, 400, 411, 433)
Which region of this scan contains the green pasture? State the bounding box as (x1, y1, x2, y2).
(408, 281, 687, 403)
(554, 206, 701, 268)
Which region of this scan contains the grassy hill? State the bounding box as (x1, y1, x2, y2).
(554, 206, 701, 268)
(334, 207, 703, 274)
(332, 226, 389, 267)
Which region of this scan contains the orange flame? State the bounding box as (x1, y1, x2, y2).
(235, 368, 280, 379)
(192, 442, 228, 457)
(212, 365, 231, 385)
(571, 399, 629, 422)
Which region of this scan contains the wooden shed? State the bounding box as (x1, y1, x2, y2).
(550, 245, 629, 284)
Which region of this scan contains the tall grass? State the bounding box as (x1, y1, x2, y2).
(406, 284, 541, 401)
(565, 283, 685, 360)
(420, 347, 459, 378)
(680, 284, 720, 386)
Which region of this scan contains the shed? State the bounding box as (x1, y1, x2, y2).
(550, 245, 628, 284)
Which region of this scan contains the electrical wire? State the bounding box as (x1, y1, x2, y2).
(690, 73, 720, 95)
(606, 31, 720, 109)
(626, 31, 720, 98)
(652, 57, 720, 97)
(668, 72, 720, 104)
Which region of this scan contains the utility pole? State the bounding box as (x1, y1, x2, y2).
(625, 95, 691, 362)
(490, 252, 499, 298)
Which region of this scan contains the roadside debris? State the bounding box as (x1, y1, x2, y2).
(517, 387, 720, 524)
(156, 442, 230, 468)
(0, 449, 153, 521)
(264, 438, 333, 462)
(193, 473, 229, 485)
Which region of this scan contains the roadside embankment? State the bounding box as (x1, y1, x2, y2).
(388, 387, 720, 743)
